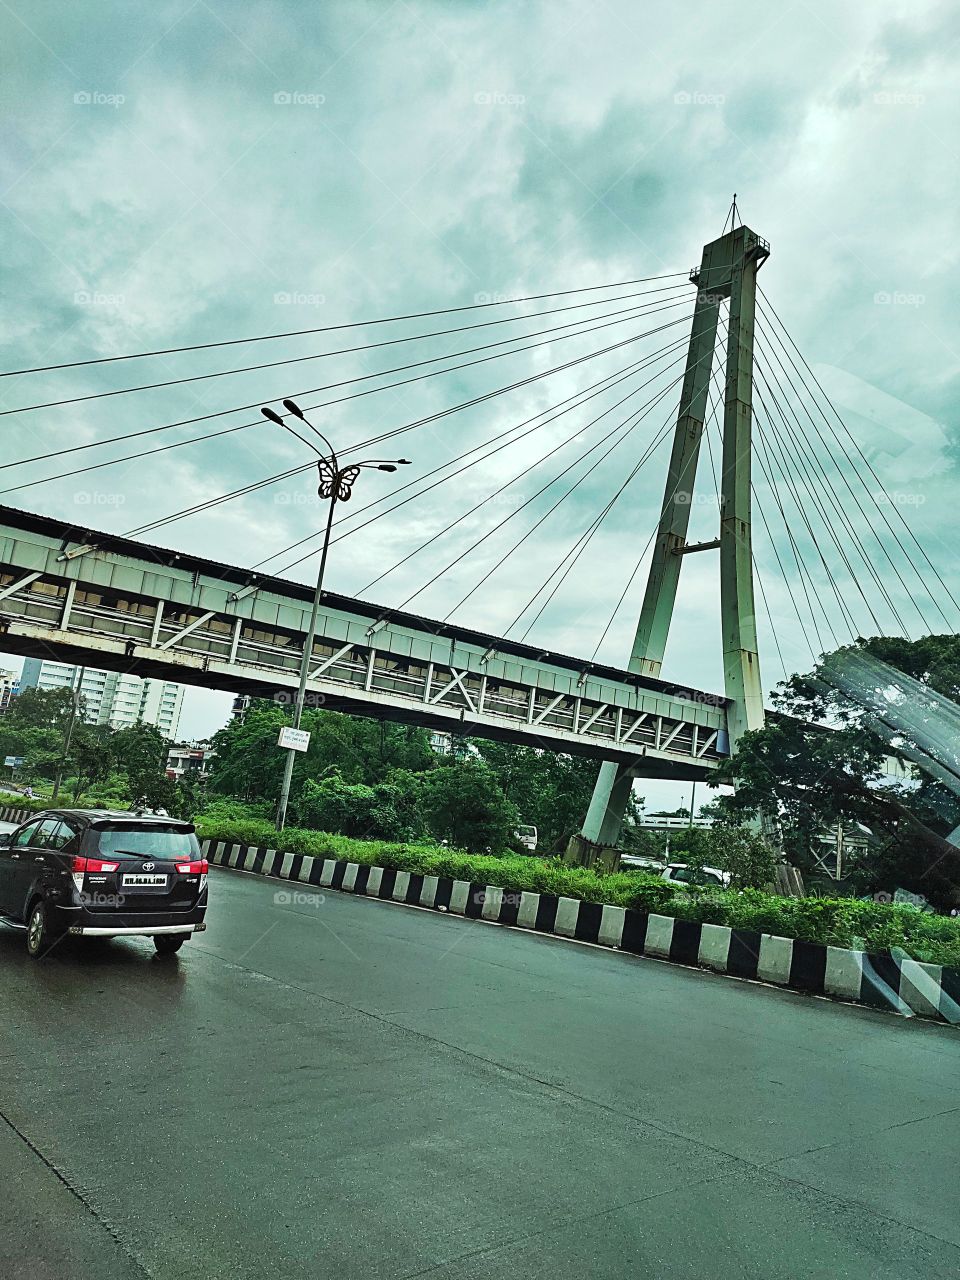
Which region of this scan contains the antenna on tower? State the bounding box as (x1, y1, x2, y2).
(722, 193, 740, 234)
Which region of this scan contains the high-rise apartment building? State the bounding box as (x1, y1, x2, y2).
(18, 660, 185, 739)
(0, 669, 20, 714)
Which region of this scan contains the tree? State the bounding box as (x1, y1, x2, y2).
(71, 724, 117, 800)
(111, 722, 175, 809)
(209, 701, 436, 803)
(208, 702, 288, 799)
(293, 773, 416, 841)
(0, 687, 84, 786)
(676, 826, 777, 889)
(417, 761, 519, 853)
(469, 740, 611, 851)
(3, 686, 80, 733)
(718, 636, 960, 905)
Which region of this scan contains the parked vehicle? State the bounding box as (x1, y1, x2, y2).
(618, 853, 666, 872)
(660, 862, 731, 889)
(515, 824, 538, 852)
(0, 810, 208, 958)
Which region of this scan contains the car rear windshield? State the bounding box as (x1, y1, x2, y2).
(91, 824, 200, 858)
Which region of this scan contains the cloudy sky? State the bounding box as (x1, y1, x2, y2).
(2, 0, 957, 809)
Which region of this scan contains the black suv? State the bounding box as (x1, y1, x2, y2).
(0, 810, 208, 958)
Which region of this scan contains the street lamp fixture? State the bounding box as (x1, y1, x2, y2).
(260, 399, 411, 830)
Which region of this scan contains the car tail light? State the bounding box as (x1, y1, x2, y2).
(70, 855, 120, 892)
(176, 859, 208, 874)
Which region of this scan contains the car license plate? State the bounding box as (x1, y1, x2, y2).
(122, 873, 168, 888)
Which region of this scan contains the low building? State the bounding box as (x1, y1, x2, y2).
(166, 741, 215, 780)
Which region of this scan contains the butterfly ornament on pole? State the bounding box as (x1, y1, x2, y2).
(317, 458, 361, 502)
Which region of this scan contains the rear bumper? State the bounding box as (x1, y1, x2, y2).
(68, 922, 207, 938)
(55, 902, 207, 938)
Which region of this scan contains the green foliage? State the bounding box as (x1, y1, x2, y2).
(718, 636, 960, 905)
(208, 701, 435, 801)
(618, 821, 663, 860)
(673, 826, 777, 890)
(70, 724, 117, 800)
(110, 722, 171, 804)
(197, 818, 960, 966)
(194, 797, 272, 825)
(292, 773, 416, 842)
(3, 686, 80, 733)
(416, 760, 519, 853)
(468, 740, 605, 851)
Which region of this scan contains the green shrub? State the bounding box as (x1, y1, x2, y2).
(292, 776, 413, 842)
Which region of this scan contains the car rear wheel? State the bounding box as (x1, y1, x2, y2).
(153, 934, 186, 956)
(26, 900, 51, 959)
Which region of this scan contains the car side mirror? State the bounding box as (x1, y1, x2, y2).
(0, 833, 11, 848)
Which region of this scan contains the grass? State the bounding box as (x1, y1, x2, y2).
(197, 816, 960, 968)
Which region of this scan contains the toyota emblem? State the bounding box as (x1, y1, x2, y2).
(142, 861, 156, 871)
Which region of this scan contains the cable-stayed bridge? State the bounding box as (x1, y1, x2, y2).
(1, 211, 956, 859)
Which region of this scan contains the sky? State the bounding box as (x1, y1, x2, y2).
(2, 0, 958, 812)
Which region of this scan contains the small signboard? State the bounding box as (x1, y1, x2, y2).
(278, 727, 311, 753)
(4, 756, 24, 768)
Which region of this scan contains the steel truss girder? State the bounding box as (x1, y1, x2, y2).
(0, 510, 729, 778)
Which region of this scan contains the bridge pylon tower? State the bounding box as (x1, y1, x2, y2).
(567, 222, 770, 868)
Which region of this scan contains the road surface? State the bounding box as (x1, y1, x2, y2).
(0, 852, 959, 1279)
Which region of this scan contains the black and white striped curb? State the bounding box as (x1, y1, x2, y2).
(0, 805, 33, 823)
(202, 839, 960, 1025)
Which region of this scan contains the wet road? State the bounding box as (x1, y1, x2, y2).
(1, 858, 959, 1279)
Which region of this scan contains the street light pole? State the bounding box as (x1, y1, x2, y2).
(52, 665, 85, 803)
(274, 483, 337, 832)
(261, 399, 410, 831)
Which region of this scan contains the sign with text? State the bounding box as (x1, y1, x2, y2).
(4, 756, 24, 768)
(278, 726, 311, 753)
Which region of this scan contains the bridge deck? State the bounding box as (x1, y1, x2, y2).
(0, 506, 729, 777)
